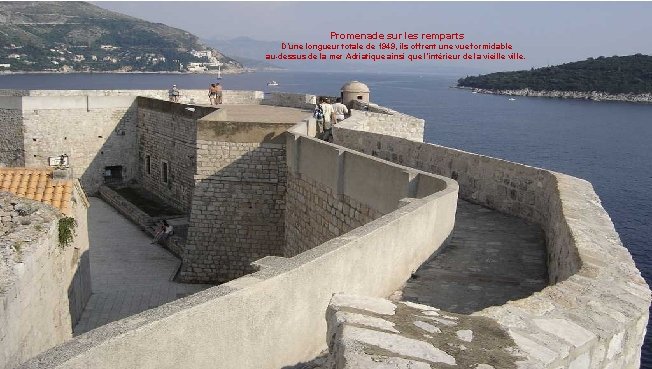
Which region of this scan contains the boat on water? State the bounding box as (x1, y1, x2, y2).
(508, 98, 516, 101)
(472, 91, 478, 94)
(267, 81, 279, 86)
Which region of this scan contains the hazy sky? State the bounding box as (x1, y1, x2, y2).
(95, 1, 652, 72)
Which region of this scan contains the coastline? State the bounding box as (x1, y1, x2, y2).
(455, 86, 652, 104)
(0, 68, 255, 76)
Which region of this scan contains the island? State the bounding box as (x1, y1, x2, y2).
(457, 54, 652, 103)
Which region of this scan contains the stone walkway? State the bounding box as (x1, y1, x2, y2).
(73, 198, 211, 335)
(402, 200, 547, 314)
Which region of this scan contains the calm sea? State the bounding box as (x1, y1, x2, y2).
(1, 71, 651, 367)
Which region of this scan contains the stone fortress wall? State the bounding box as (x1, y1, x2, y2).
(136, 97, 213, 213)
(16, 116, 459, 369)
(0, 183, 90, 369)
(180, 105, 298, 283)
(0, 87, 647, 369)
(333, 111, 651, 368)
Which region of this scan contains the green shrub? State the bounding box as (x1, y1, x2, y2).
(58, 217, 78, 248)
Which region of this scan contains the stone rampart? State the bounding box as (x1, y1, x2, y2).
(15, 89, 263, 106)
(179, 111, 293, 283)
(181, 140, 287, 283)
(17, 122, 458, 369)
(261, 92, 317, 109)
(341, 104, 424, 142)
(135, 97, 213, 213)
(0, 185, 90, 369)
(333, 115, 651, 368)
(285, 133, 421, 257)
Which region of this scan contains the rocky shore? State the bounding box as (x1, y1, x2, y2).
(457, 86, 652, 104)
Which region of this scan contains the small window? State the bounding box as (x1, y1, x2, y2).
(146, 155, 151, 175)
(161, 161, 169, 183)
(104, 166, 123, 184)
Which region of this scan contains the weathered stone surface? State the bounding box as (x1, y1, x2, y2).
(532, 319, 595, 348)
(327, 294, 522, 369)
(343, 326, 456, 365)
(457, 329, 473, 342)
(413, 320, 441, 334)
(337, 349, 431, 369)
(334, 311, 398, 333)
(330, 294, 397, 316)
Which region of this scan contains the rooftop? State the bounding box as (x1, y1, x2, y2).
(0, 168, 74, 216)
(207, 104, 312, 124)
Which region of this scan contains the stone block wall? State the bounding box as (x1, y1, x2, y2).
(262, 92, 316, 109)
(180, 141, 286, 283)
(136, 97, 215, 213)
(285, 174, 382, 257)
(0, 89, 29, 96)
(0, 98, 24, 166)
(0, 187, 90, 369)
(345, 102, 425, 142)
(98, 185, 153, 230)
(19, 96, 139, 194)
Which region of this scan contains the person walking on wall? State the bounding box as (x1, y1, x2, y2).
(168, 85, 180, 103)
(215, 82, 223, 104)
(319, 97, 336, 142)
(332, 97, 349, 124)
(208, 83, 218, 105)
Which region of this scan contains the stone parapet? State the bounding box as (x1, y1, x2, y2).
(262, 92, 317, 109)
(334, 114, 651, 369)
(341, 106, 424, 142)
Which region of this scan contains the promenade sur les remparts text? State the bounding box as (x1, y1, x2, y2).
(265, 32, 525, 62)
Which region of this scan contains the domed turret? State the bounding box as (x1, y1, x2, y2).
(341, 81, 370, 106)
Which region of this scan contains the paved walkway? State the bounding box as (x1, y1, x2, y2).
(402, 200, 547, 314)
(73, 198, 211, 335)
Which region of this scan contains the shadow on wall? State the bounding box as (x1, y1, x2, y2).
(76, 102, 139, 194)
(179, 144, 288, 284)
(66, 250, 91, 330)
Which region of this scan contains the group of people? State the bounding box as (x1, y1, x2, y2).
(314, 97, 349, 142)
(167, 83, 223, 105)
(208, 83, 222, 105)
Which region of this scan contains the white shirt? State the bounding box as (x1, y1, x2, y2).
(320, 103, 334, 124)
(332, 102, 349, 120)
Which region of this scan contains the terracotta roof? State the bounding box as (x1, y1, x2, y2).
(0, 168, 74, 216)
